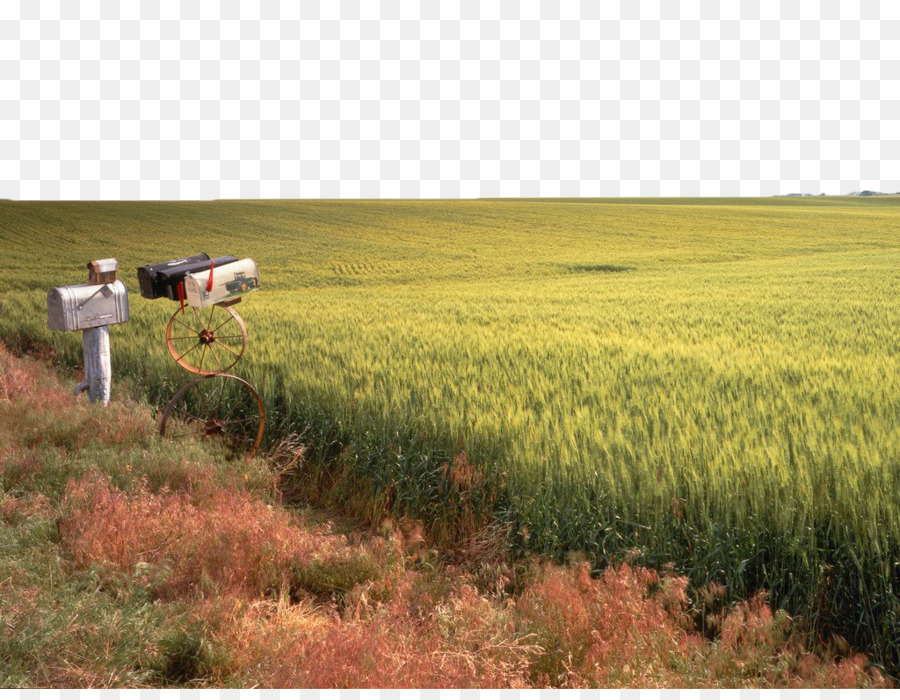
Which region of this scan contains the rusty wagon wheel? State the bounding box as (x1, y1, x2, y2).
(166, 303, 247, 375)
(159, 373, 265, 459)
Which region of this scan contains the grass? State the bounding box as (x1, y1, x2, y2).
(1, 198, 899, 673)
(0, 345, 889, 687)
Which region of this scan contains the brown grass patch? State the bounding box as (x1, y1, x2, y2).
(59, 475, 322, 599)
(206, 578, 540, 688)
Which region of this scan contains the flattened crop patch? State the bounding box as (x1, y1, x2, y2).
(564, 263, 635, 273)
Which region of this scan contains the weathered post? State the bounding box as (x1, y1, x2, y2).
(47, 258, 129, 406)
(72, 325, 112, 403)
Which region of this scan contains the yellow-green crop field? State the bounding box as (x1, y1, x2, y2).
(2, 198, 899, 669)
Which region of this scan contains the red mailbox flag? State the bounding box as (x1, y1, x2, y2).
(177, 281, 185, 315)
(206, 260, 215, 292)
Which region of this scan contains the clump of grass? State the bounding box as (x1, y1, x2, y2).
(289, 551, 384, 604)
(150, 625, 218, 686)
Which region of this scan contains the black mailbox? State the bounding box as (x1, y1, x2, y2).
(137, 254, 238, 300)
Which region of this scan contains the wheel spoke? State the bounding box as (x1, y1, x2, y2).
(171, 405, 204, 423)
(191, 307, 206, 331)
(184, 384, 203, 416)
(210, 316, 233, 334)
(216, 378, 228, 418)
(197, 345, 208, 373)
(167, 423, 201, 439)
(174, 342, 201, 364)
(166, 424, 202, 441)
(169, 335, 200, 340)
(195, 383, 215, 414)
(221, 416, 258, 426)
(216, 341, 242, 358)
(215, 334, 246, 340)
(174, 317, 201, 334)
(163, 407, 204, 439)
(208, 343, 225, 372)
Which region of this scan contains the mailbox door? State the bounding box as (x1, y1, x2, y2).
(137, 253, 210, 299)
(48, 285, 74, 331)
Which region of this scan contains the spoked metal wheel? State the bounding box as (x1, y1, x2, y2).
(166, 304, 247, 375)
(159, 373, 265, 459)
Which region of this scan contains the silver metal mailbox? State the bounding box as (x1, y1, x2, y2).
(47, 280, 130, 332)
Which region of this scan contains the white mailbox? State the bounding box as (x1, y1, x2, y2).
(184, 258, 260, 308)
(47, 280, 130, 332)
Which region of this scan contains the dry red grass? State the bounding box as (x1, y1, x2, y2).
(0, 348, 34, 401)
(59, 476, 323, 599)
(200, 557, 886, 688)
(0, 343, 153, 461)
(0, 492, 52, 523)
(58, 472, 403, 605)
(203, 577, 541, 688)
(515, 562, 700, 686)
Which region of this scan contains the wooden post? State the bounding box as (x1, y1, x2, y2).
(73, 325, 111, 405)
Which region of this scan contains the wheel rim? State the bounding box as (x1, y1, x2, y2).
(159, 373, 265, 459)
(166, 304, 248, 375)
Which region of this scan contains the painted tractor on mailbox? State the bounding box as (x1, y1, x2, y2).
(225, 271, 260, 295)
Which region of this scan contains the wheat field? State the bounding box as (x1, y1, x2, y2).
(1, 198, 899, 669)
